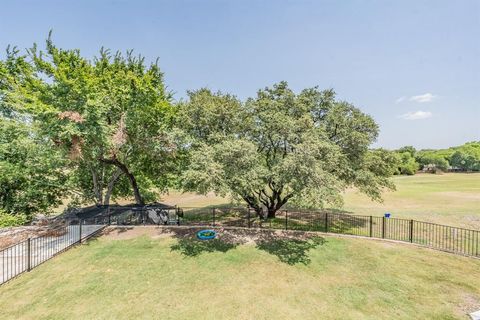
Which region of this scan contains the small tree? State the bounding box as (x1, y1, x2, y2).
(396, 151, 419, 175)
(450, 151, 478, 171)
(181, 82, 397, 218)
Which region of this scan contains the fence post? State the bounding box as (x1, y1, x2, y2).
(79, 220, 83, 244)
(409, 220, 414, 243)
(212, 208, 216, 227)
(475, 231, 480, 257)
(285, 210, 288, 230)
(247, 208, 251, 228)
(27, 238, 31, 271)
(325, 212, 329, 233)
(369, 216, 373, 237)
(382, 217, 386, 239)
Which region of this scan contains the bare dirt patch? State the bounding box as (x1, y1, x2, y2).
(0, 225, 67, 250)
(102, 226, 166, 240)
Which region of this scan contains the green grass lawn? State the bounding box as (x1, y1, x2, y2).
(162, 173, 480, 229)
(1, 227, 479, 319)
(341, 173, 480, 228)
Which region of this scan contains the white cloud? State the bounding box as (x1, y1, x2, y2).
(409, 93, 436, 103)
(399, 111, 433, 120)
(395, 93, 437, 104)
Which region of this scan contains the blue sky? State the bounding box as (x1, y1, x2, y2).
(1, 0, 478, 149)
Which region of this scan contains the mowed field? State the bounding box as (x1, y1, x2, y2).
(0, 227, 479, 320)
(161, 173, 480, 229)
(342, 173, 480, 228)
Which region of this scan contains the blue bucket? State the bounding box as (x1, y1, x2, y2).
(384, 213, 391, 218)
(197, 229, 216, 240)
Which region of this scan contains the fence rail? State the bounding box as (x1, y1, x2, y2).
(99, 206, 479, 258)
(1, 220, 106, 285)
(174, 207, 480, 258)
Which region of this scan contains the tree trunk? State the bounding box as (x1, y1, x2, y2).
(242, 190, 293, 219)
(254, 207, 264, 218)
(124, 168, 144, 206)
(265, 192, 294, 218)
(103, 168, 123, 205)
(91, 168, 103, 206)
(241, 195, 263, 217)
(266, 207, 277, 219)
(99, 157, 144, 206)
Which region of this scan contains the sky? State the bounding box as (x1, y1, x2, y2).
(0, 0, 479, 149)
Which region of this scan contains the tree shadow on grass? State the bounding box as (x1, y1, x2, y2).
(164, 227, 326, 263)
(256, 236, 326, 265)
(170, 238, 237, 257)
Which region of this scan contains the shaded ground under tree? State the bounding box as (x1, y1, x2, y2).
(109, 226, 329, 265)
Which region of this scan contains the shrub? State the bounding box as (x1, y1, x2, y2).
(0, 210, 28, 228)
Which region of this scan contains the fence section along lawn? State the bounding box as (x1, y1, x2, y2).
(1, 223, 105, 285)
(177, 207, 480, 258)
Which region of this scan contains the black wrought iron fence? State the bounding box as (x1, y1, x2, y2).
(1, 220, 106, 285)
(74, 205, 182, 226)
(2, 205, 479, 286)
(178, 207, 480, 258)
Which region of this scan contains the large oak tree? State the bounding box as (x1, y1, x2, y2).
(181, 82, 397, 218)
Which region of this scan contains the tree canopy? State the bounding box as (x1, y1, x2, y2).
(450, 151, 480, 171)
(2, 35, 179, 208)
(181, 82, 397, 217)
(0, 117, 67, 217)
(395, 151, 419, 175)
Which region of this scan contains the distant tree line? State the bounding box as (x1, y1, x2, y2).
(394, 142, 480, 175)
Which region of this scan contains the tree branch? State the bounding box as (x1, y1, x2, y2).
(99, 156, 144, 205)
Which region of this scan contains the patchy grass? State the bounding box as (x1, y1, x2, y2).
(1, 228, 479, 319)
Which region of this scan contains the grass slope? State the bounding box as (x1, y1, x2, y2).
(1, 228, 479, 319)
